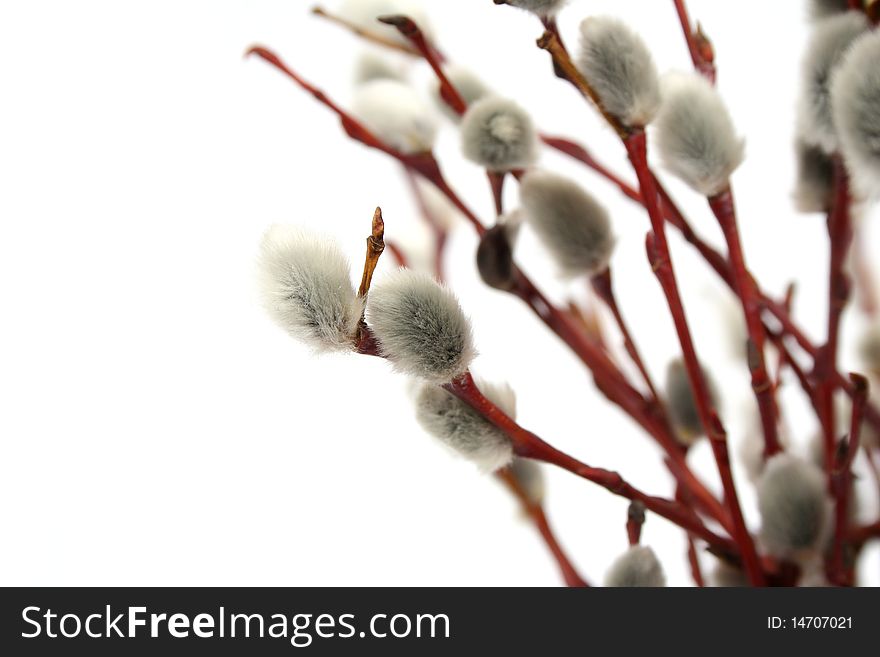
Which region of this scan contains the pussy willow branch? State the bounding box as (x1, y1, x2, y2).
(828, 374, 868, 586)
(709, 190, 782, 458)
(538, 32, 764, 585)
(818, 157, 854, 474)
(496, 468, 589, 587)
(444, 371, 735, 552)
(361, 322, 733, 551)
(403, 169, 448, 282)
(592, 268, 664, 406)
(245, 45, 734, 534)
(671, 0, 716, 83)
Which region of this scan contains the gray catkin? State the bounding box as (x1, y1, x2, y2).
(577, 17, 661, 128)
(798, 12, 869, 154)
(604, 546, 666, 587)
(757, 454, 832, 560)
(519, 171, 615, 277)
(432, 65, 491, 121)
(664, 359, 719, 444)
(352, 79, 437, 154)
(509, 458, 545, 506)
(258, 226, 363, 353)
(460, 96, 539, 171)
(831, 30, 880, 195)
(502, 0, 567, 16)
(654, 73, 744, 196)
(414, 379, 515, 472)
(807, 0, 851, 21)
(367, 269, 475, 383)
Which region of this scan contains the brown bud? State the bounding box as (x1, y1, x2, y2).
(477, 225, 516, 291)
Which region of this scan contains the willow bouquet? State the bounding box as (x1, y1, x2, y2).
(247, 0, 880, 587)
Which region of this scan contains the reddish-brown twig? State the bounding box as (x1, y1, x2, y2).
(828, 374, 869, 586)
(592, 267, 663, 406)
(403, 169, 448, 282)
(671, 0, 716, 83)
(630, 130, 764, 586)
(378, 15, 460, 109)
(709, 190, 782, 458)
(444, 371, 735, 552)
(246, 46, 486, 238)
(817, 157, 854, 473)
(497, 468, 589, 587)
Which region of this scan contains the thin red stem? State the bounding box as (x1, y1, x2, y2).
(672, 0, 716, 83)
(828, 374, 868, 586)
(445, 372, 735, 552)
(818, 157, 854, 473)
(709, 190, 782, 458)
(626, 130, 764, 586)
(592, 267, 663, 405)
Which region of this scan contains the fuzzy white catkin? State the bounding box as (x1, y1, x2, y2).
(664, 359, 719, 445)
(338, 0, 434, 46)
(509, 458, 545, 506)
(807, 0, 851, 20)
(798, 12, 869, 155)
(757, 454, 832, 560)
(710, 560, 749, 587)
(432, 65, 491, 121)
(367, 269, 475, 383)
(577, 17, 661, 128)
(352, 79, 437, 154)
(654, 73, 744, 197)
(831, 30, 880, 196)
(502, 0, 567, 16)
(519, 171, 615, 276)
(414, 379, 515, 472)
(258, 226, 363, 353)
(604, 546, 666, 587)
(353, 51, 406, 86)
(460, 96, 539, 171)
(793, 139, 835, 212)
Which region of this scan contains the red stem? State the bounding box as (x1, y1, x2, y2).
(818, 157, 854, 474)
(592, 267, 663, 405)
(686, 535, 706, 587)
(672, 0, 716, 83)
(828, 374, 868, 586)
(709, 190, 782, 458)
(626, 129, 765, 586)
(445, 372, 735, 552)
(488, 171, 506, 216)
(512, 269, 735, 534)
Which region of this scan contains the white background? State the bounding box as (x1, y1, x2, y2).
(1, 0, 878, 586)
